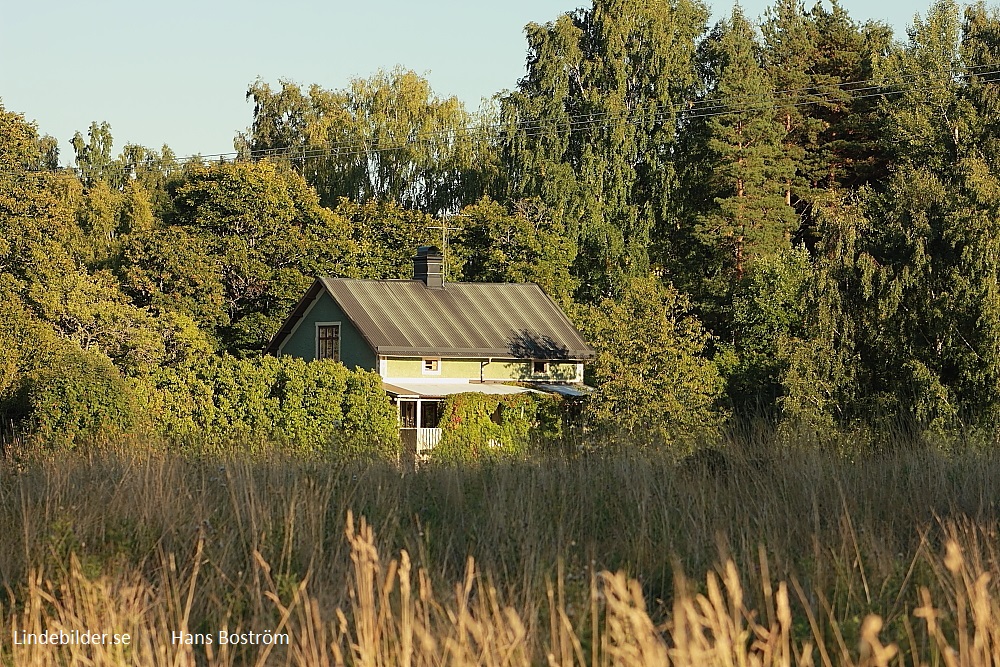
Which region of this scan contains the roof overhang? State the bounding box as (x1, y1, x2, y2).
(375, 346, 594, 360)
(265, 279, 326, 355)
(536, 383, 595, 398)
(382, 380, 541, 399)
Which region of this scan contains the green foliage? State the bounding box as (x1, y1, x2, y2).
(454, 196, 577, 305)
(239, 70, 492, 214)
(140, 357, 399, 459)
(499, 0, 709, 300)
(432, 392, 561, 464)
(339, 371, 400, 462)
(161, 160, 357, 352)
(18, 348, 139, 446)
(760, 0, 889, 221)
(11, 1, 1000, 450)
(776, 2, 1000, 432)
(578, 277, 724, 442)
(334, 198, 436, 280)
(719, 247, 811, 415)
(72, 121, 121, 188)
(673, 6, 798, 325)
(75, 180, 156, 266)
(118, 226, 228, 331)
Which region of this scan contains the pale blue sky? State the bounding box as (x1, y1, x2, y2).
(0, 1, 933, 164)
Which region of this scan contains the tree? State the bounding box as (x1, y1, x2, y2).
(760, 0, 891, 236)
(961, 2, 1000, 165)
(72, 121, 124, 188)
(118, 225, 228, 331)
(781, 0, 1000, 430)
(334, 198, 437, 280)
(673, 7, 798, 334)
(719, 247, 811, 416)
(578, 277, 724, 441)
(239, 70, 491, 214)
(498, 0, 709, 301)
(165, 160, 357, 352)
(0, 105, 84, 281)
(453, 196, 577, 306)
(762, 0, 813, 209)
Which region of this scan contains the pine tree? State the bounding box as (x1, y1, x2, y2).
(674, 6, 798, 333)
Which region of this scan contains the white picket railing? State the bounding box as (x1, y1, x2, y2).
(416, 428, 442, 452)
(400, 427, 443, 458)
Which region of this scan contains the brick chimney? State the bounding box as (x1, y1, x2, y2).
(413, 245, 444, 289)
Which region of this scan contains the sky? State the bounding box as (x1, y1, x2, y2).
(1, 0, 928, 165)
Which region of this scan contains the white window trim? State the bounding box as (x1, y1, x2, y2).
(422, 357, 442, 375)
(315, 321, 342, 362)
(532, 360, 550, 375)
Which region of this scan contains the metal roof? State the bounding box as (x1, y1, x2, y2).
(383, 380, 539, 398)
(267, 278, 595, 360)
(536, 383, 595, 398)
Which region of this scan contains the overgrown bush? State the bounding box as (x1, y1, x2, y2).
(139, 355, 399, 459)
(17, 348, 139, 446)
(432, 392, 562, 463)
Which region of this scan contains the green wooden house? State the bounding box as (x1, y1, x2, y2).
(266, 246, 595, 454)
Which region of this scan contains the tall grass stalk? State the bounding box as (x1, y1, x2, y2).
(2, 440, 1000, 664)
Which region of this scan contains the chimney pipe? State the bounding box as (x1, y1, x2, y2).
(413, 245, 444, 289)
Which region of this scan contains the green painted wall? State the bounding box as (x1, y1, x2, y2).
(384, 357, 581, 382)
(279, 293, 377, 370)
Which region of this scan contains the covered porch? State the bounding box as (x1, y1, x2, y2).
(383, 380, 541, 460)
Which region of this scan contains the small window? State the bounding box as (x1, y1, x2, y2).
(533, 360, 549, 374)
(399, 400, 417, 428)
(317, 324, 341, 362)
(421, 400, 441, 428)
(422, 358, 440, 374)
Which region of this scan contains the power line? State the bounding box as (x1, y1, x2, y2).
(8, 60, 1000, 177)
(242, 60, 1000, 161)
(241, 67, 1000, 164)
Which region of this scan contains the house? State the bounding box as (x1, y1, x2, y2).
(266, 246, 595, 456)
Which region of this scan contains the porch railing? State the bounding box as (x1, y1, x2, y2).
(399, 427, 443, 456)
(416, 427, 442, 452)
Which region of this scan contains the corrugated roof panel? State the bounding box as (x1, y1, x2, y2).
(389, 380, 539, 397)
(304, 277, 594, 359)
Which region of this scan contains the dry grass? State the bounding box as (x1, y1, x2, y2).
(2, 438, 1000, 665)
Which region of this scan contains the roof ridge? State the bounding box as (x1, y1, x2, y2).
(271, 276, 595, 360)
(319, 276, 542, 287)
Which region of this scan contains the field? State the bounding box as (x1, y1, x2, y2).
(2, 434, 1000, 666)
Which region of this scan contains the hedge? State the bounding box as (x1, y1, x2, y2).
(18, 347, 139, 446)
(139, 355, 399, 459)
(431, 391, 563, 464)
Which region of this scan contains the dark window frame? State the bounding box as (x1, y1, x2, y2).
(316, 323, 341, 362)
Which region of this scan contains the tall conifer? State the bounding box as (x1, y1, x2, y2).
(675, 6, 797, 332)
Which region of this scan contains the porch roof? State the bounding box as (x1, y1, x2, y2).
(382, 380, 539, 399)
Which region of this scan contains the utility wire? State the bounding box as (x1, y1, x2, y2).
(242, 66, 1000, 163)
(8, 61, 1000, 176)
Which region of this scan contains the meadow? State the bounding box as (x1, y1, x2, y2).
(2, 431, 1000, 666)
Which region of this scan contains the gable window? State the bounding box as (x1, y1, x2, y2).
(316, 323, 341, 362)
(533, 360, 549, 374)
(422, 358, 440, 374)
